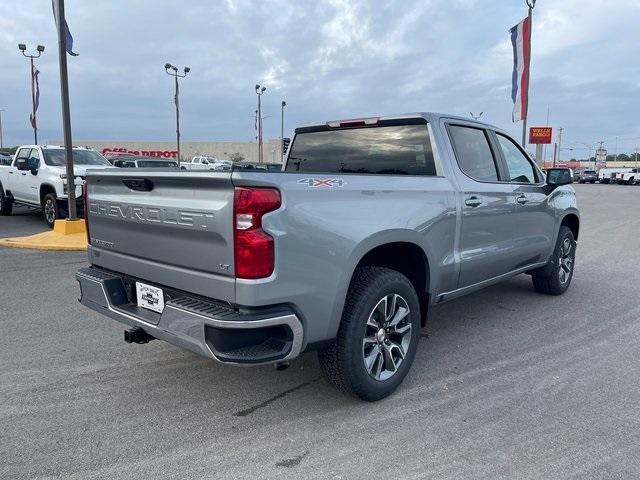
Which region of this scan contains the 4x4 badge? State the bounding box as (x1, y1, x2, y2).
(298, 178, 346, 188)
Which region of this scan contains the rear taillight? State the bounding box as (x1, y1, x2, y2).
(233, 187, 281, 279)
(82, 182, 90, 244)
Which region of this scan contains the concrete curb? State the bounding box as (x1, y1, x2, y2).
(0, 219, 87, 251)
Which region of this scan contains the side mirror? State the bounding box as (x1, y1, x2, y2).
(30, 167, 38, 176)
(546, 168, 572, 187)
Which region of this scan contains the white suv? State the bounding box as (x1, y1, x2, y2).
(0, 145, 112, 228)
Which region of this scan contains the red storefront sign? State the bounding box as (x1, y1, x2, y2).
(101, 147, 177, 158)
(529, 127, 552, 144)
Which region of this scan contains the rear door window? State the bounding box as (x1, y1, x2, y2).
(448, 125, 498, 182)
(286, 124, 436, 175)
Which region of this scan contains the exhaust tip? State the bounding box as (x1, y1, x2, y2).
(274, 361, 290, 371)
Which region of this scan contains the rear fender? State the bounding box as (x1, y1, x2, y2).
(325, 229, 435, 340)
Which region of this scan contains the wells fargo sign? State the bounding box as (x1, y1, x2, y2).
(101, 147, 178, 158)
(529, 127, 552, 144)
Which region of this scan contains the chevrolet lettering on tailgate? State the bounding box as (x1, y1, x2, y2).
(89, 201, 214, 230)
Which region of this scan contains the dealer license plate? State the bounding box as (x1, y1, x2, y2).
(136, 282, 165, 314)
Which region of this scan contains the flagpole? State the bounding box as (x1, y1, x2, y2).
(522, 0, 535, 147)
(55, 0, 77, 220)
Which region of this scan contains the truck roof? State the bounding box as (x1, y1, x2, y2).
(15, 144, 95, 150)
(295, 112, 498, 133)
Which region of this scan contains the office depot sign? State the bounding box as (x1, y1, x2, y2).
(101, 147, 177, 158)
(529, 127, 553, 144)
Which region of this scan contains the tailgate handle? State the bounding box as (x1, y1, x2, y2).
(122, 178, 154, 191)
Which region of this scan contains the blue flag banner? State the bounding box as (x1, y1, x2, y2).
(52, 0, 79, 56)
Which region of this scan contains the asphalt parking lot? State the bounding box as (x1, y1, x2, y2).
(1, 184, 639, 479)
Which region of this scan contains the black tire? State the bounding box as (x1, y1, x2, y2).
(318, 266, 421, 401)
(531, 226, 576, 295)
(42, 193, 62, 229)
(0, 187, 13, 216)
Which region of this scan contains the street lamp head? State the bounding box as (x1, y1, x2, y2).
(164, 63, 172, 70)
(255, 84, 261, 92)
(18, 44, 26, 51)
(184, 67, 190, 74)
(261, 86, 266, 93)
(282, 100, 286, 108)
(36, 45, 45, 52)
(171, 65, 178, 72)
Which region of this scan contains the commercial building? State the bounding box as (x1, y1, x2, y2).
(48, 139, 285, 163)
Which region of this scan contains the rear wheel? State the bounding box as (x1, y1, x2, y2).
(0, 188, 13, 216)
(42, 193, 62, 229)
(531, 226, 576, 295)
(318, 266, 421, 401)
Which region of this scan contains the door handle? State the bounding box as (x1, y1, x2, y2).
(516, 195, 528, 205)
(21, 172, 26, 176)
(9, 171, 13, 174)
(464, 196, 482, 207)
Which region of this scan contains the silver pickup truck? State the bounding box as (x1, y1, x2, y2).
(76, 113, 579, 401)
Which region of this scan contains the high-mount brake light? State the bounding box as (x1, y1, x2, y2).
(326, 117, 379, 128)
(233, 187, 281, 279)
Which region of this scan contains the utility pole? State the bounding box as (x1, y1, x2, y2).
(18, 44, 44, 145)
(521, 0, 536, 147)
(255, 84, 266, 163)
(164, 64, 190, 166)
(554, 127, 563, 166)
(635, 146, 638, 170)
(0, 109, 4, 149)
(281, 100, 286, 160)
(543, 105, 549, 163)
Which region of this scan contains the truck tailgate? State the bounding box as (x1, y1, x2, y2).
(85, 170, 236, 302)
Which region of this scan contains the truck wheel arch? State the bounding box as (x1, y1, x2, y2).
(39, 183, 57, 203)
(560, 213, 579, 241)
(328, 236, 433, 340)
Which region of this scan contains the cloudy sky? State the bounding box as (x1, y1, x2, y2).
(1, 0, 639, 155)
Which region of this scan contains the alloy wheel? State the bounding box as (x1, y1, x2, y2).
(558, 237, 574, 284)
(362, 293, 412, 381)
(44, 199, 56, 224)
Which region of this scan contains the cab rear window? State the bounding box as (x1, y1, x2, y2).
(286, 124, 436, 176)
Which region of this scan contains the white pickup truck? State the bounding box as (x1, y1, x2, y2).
(612, 168, 639, 185)
(180, 156, 232, 171)
(0, 145, 113, 228)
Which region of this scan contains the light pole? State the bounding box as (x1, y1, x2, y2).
(0, 109, 4, 149)
(18, 43, 44, 145)
(255, 84, 266, 163)
(281, 100, 286, 159)
(165, 63, 190, 166)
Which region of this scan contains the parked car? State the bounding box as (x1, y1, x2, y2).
(0, 153, 13, 166)
(612, 168, 639, 185)
(180, 156, 232, 171)
(76, 113, 579, 401)
(234, 162, 283, 171)
(0, 145, 113, 227)
(113, 156, 178, 169)
(576, 169, 597, 183)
